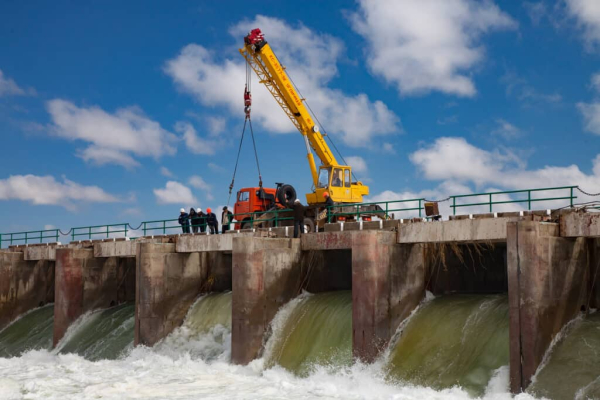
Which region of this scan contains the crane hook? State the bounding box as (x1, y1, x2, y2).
(244, 85, 252, 117)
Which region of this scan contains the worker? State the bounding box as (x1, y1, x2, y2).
(222, 206, 233, 234)
(323, 192, 334, 222)
(332, 171, 342, 187)
(291, 199, 306, 238)
(197, 207, 207, 233)
(178, 208, 190, 234)
(206, 208, 218, 234)
(190, 208, 201, 233)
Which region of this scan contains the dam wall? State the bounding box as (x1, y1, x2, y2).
(2, 210, 599, 394)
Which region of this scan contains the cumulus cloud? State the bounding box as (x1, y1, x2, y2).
(492, 118, 521, 139)
(164, 15, 400, 147)
(577, 72, 600, 135)
(153, 181, 197, 205)
(0, 174, 119, 210)
(46, 99, 177, 167)
(345, 156, 368, 174)
(160, 166, 174, 178)
(350, 0, 517, 97)
(0, 70, 34, 96)
(176, 121, 220, 155)
(566, 0, 600, 50)
(189, 175, 214, 201)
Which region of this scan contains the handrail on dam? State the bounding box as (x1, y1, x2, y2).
(0, 185, 588, 248)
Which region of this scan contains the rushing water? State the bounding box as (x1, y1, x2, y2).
(0, 304, 54, 357)
(263, 291, 352, 375)
(528, 312, 600, 400)
(0, 291, 597, 399)
(386, 295, 510, 397)
(56, 303, 135, 361)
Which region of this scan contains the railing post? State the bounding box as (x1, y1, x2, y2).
(89, 226, 92, 240)
(452, 197, 456, 216)
(528, 190, 532, 210)
(489, 193, 493, 213)
(163, 220, 166, 235)
(570, 187, 574, 207)
(72, 229, 75, 242)
(419, 199, 422, 218)
(55, 230, 59, 243)
(143, 222, 147, 237)
(124, 224, 128, 239)
(106, 225, 109, 239)
(356, 204, 359, 221)
(25, 232, 28, 245)
(40, 230, 42, 244)
(10, 234, 13, 246)
(0, 234, 2, 249)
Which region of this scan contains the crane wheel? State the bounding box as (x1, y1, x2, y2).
(277, 184, 297, 205)
(303, 217, 315, 234)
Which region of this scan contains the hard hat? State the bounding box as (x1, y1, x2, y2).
(323, 192, 329, 198)
(197, 207, 202, 212)
(207, 208, 212, 213)
(294, 199, 301, 203)
(180, 208, 185, 213)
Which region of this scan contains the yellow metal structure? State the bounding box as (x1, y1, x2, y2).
(240, 30, 369, 205)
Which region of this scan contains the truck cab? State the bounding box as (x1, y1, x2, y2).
(233, 186, 280, 227)
(305, 166, 368, 204)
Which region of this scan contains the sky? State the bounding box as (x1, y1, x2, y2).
(2, 0, 600, 235)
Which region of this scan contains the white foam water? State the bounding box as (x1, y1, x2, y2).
(0, 293, 542, 400)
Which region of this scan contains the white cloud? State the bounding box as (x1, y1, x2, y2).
(208, 162, 226, 173)
(566, 0, 600, 50)
(46, 99, 177, 167)
(207, 117, 226, 137)
(592, 72, 600, 92)
(189, 175, 214, 201)
(492, 118, 521, 139)
(44, 224, 56, 230)
(500, 70, 562, 106)
(176, 121, 220, 155)
(410, 136, 600, 192)
(524, 1, 547, 25)
(0, 70, 34, 96)
(0, 174, 119, 209)
(577, 101, 600, 135)
(153, 181, 197, 205)
(345, 156, 368, 174)
(382, 143, 396, 154)
(164, 15, 400, 147)
(350, 0, 517, 97)
(160, 166, 174, 178)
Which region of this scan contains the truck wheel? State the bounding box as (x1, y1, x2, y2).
(277, 184, 297, 205)
(241, 219, 252, 229)
(303, 217, 315, 234)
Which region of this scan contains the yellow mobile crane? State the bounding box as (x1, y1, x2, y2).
(240, 28, 369, 205)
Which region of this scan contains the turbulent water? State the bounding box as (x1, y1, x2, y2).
(263, 291, 352, 375)
(56, 303, 135, 361)
(0, 291, 596, 400)
(0, 304, 54, 357)
(386, 295, 510, 397)
(528, 312, 600, 400)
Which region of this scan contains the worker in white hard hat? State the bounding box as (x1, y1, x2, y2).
(196, 207, 207, 233)
(178, 208, 190, 233)
(291, 198, 306, 238)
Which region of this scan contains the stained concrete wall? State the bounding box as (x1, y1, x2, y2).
(231, 237, 302, 365)
(507, 221, 589, 393)
(301, 249, 352, 293)
(0, 252, 54, 330)
(54, 247, 135, 346)
(426, 243, 508, 295)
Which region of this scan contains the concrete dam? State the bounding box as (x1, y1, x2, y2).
(1, 210, 600, 399)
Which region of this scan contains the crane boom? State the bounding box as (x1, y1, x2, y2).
(240, 28, 368, 205)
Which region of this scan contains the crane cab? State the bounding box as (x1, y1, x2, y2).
(306, 166, 368, 204)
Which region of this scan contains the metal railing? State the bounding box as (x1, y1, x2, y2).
(327, 198, 425, 223)
(0, 185, 592, 248)
(449, 186, 577, 215)
(0, 229, 60, 247)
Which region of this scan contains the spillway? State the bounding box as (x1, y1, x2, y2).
(264, 291, 352, 376)
(528, 312, 600, 400)
(386, 295, 509, 396)
(0, 304, 54, 357)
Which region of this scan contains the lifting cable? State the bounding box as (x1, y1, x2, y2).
(227, 62, 265, 209)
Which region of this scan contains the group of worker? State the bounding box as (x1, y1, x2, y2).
(178, 206, 233, 234)
(178, 192, 333, 238)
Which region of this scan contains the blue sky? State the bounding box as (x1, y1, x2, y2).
(2, 0, 600, 235)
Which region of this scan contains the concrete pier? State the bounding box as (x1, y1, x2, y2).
(231, 237, 301, 365)
(0, 250, 54, 330)
(1, 210, 600, 394)
(54, 247, 135, 345)
(507, 221, 589, 392)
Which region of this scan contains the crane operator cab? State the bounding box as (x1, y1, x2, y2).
(313, 166, 363, 203)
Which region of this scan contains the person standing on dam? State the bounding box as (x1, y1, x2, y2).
(190, 208, 201, 233)
(196, 207, 207, 233)
(291, 199, 306, 238)
(222, 206, 233, 234)
(206, 208, 218, 234)
(323, 192, 334, 222)
(178, 208, 190, 233)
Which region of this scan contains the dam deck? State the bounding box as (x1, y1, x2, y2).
(1, 209, 599, 394)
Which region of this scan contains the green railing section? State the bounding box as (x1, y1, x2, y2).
(0, 229, 60, 247)
(327, 198, 424, 223)
(449, 186, 577, 215)
(0, 186, 592, 248)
